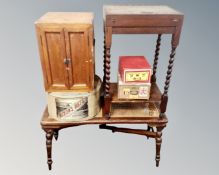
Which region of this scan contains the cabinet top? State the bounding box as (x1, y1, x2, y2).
(104, 5, 183, 16)
(35, 12, 94, 24)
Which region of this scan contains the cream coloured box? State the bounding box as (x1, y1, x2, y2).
(118, 73, 151, 99)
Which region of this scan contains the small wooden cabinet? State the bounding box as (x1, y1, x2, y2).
(35, 12, 95, 92)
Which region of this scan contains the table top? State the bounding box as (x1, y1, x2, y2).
(104, 5, 183, 16)
(35, 12, 94, 24)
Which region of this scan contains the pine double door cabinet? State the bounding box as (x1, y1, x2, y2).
(35, 12, 95, 92)
(40, 6, 184, 170)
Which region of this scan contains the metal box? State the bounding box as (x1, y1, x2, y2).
(47, 76, 102, 121)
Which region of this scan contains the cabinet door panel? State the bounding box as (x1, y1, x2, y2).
(41, 28, 69, 91)
(65, 27, 91, 91)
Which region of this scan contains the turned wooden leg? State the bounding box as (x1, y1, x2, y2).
(54, 130, 59, 141)
(103, 27, 112, 119)
(103, 31, 106, 88)
(103, 45, 111, 119)
(46, 129, 54, 170)
(160, 47, 177, 116)
(155, 126, 164, 167)
(151, 34, 162, 83)
(102, 36, 111, 119)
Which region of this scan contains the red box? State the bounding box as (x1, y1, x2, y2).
(119, 56, 152, 83)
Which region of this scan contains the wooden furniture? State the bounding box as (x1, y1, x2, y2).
(39, 6, 183, 170)
(102, 4, 184, 166)
(103, 5, 183, 118)
(35, 12, 95, 92)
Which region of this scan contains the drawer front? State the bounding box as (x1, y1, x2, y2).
(106, 15, 181, 27)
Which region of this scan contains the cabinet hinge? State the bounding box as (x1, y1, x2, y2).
(93, 38, 95, 46)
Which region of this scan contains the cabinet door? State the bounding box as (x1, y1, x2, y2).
(39, 27, 69, 91)
(64, 26, 92, 91)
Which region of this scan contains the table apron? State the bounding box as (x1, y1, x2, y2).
(112, 26, 176, 34)
(105, 15, 182, 27)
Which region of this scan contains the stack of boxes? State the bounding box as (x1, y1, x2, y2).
(118, 56, 152, 100)
(117, 56, 160, 116)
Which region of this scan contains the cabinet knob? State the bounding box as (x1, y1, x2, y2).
(64, 58, 71, 65)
